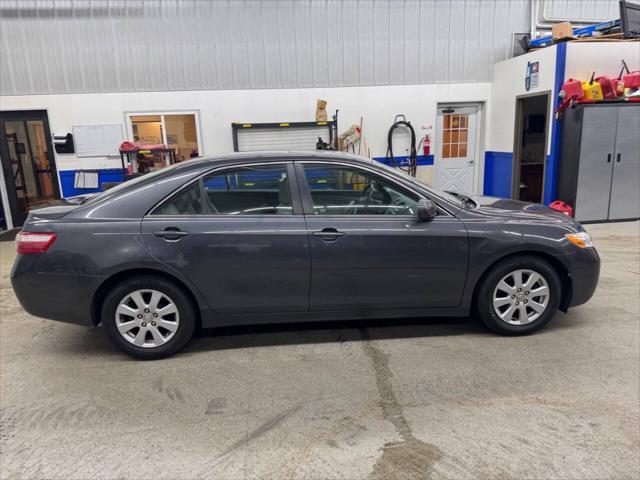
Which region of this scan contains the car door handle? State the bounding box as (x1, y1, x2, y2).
(312, 228, 345, 241)
(153, 228, 189, 241)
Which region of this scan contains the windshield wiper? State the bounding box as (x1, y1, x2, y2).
(444, 191, 476, 208)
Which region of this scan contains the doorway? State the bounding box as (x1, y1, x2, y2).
(0, 110, 60, 228)
(512, 93, 550, 203)
(435, 104, 482, 194)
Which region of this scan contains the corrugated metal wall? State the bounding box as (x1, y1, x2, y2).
(0, 0, 619, 96)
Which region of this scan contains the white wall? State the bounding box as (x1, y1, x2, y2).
(0, 82, 492, 194)
(487, 46, 558, 154)
(564, 42, 640, 82)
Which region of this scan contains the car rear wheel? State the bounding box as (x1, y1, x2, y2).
(475, 256, 561, 335)
(101, 275, 196, 359)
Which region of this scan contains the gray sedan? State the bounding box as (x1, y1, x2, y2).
(11, 151, 600, 359)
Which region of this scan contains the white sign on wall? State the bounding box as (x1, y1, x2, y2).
(72, 124, 124, 158)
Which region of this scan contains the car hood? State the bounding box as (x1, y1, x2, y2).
(468, 195, 582, 229)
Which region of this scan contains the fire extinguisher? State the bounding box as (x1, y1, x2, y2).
(422, 135, 431, 156)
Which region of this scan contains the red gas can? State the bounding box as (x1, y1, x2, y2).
(561, 78, 583, 100)
(596, 76, 617, 99)
(623, 70, 640, 89)
(549, 200, 574, 217)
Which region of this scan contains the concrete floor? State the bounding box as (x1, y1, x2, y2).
(1, 222, 639, 480)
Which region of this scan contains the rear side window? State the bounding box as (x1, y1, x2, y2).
(153, 164, 292, 215)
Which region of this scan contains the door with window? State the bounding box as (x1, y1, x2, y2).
(297, 163, 468, 311)
(140, 163, 309, 314)
(0, 110, 60, 227)
(435, 105, 479, 194)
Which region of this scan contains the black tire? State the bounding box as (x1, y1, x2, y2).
(475, 255, 561, 335)
(101, 275, 197, 359)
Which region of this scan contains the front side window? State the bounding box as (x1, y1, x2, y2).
(302, 164, 418, 215)
(153, 164, 292, 215)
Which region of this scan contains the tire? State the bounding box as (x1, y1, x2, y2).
(101, 275, 197, 359)
(475, 255, 561, 335)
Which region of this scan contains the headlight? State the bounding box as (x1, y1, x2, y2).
(565, 232, 594, 248)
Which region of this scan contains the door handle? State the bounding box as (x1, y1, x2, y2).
(312, 228, 345, 241)
(153, 228, 189, 241)
(616, 153, 621, 163)
(607, 153, 611, 163)
(466, 160, 474, 166)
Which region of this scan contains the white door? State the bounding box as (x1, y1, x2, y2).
(435, 105, 478, 194)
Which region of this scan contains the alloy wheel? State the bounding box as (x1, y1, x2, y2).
(115, 289, 180, 348)
(492, 269, 550, 325)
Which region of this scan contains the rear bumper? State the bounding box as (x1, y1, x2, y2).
(11, 256, 103, 326)
(567, 247, 600, 307)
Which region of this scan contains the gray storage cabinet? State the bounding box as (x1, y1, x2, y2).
(558, 103, 640, 222)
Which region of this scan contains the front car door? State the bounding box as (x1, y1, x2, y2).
(140, 162, 310, 314)
(296, 161, 468, 311)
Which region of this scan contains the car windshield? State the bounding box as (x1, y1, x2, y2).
(375, 161, 465, 207)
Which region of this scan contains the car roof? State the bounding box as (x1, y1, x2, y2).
(186, 150, 376, 167)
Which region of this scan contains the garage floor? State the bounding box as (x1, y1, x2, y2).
(1, 222, 638, 479)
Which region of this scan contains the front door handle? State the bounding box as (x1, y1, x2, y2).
(312, 228, 345, 241)
(153, 228, 189, 241)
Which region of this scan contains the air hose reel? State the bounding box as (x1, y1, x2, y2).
(385, 114, 418, 177)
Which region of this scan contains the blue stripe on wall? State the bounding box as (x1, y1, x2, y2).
(59, 169, 126, 198)
(372, 155, 434, 167)
(483, 151, 513, 198)
(544, 42, 567, 205)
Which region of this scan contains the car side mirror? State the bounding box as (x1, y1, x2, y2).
(416, 198, 437, 221)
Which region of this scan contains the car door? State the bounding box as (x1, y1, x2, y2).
(140, 162, 310, 314)
(296, 162, 468, 311)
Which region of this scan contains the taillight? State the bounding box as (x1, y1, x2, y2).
(16, 231, 57, 254)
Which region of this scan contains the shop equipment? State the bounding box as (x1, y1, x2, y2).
(557, 102, 640, 222)
(385, 115, 418, 177)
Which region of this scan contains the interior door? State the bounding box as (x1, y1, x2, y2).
(140, 162, 310, 314)
(608, 106, 640, 220)
(297, 162, 468, 311)
(0, 110, 60, 227)
(435, 105, 478, 194)
(574, 107, 618, 222)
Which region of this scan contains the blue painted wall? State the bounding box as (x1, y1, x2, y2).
(372, 155, 434, 167)
(59, 169, 126, 198)
(483, 152, 513, 198)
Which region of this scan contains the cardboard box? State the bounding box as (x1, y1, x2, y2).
(552, 22, 574, 40)
(316, 99, 328, 122)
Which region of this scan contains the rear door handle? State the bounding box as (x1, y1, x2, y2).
(312, 228, 345, 241)
(153, 228, 189, 241)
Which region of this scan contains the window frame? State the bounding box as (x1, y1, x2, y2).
(148, 161, 303, 217)
(294, 161, 452, 218)
(125, 110, 203, 159)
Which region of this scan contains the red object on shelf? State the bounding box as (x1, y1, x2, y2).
(549, 200, 574, 217)
(596, 76, 617, 99)
(623, 70, 640, 89)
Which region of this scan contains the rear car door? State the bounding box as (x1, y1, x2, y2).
(296, 162, 468, 311)
(140, 162, 310, 314)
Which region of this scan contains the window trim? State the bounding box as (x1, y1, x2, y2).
(125, 110, 204, 160)
(295, 161, 454, 218)
(147, 161, 303, 217)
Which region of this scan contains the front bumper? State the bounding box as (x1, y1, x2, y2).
(567, 247, 600, 307)
(11, 255, 103, 326)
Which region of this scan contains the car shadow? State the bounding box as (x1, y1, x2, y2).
(183, 317, 486, 355)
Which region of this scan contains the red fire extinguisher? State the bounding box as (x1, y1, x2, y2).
(422, 135, 431, 156)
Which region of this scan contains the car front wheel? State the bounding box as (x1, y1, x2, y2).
(101, 275, 196, 359)
(475, 255, 561, 335)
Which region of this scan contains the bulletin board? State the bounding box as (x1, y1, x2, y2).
(72, 124, 124, 158)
